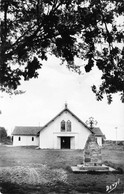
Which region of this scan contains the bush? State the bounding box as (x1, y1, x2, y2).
(65, 165, 72, 172)
(0, 127, 7, 142)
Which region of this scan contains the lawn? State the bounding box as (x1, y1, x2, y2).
(0, 145, 124, 194)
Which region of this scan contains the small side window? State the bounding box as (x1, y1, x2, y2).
(18, 137, 21, 141)
(32, 137, 34, 141)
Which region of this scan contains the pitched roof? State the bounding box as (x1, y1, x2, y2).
(40, 106, 93, 133)
(12, 126, 42, 136)
(39, 105, 104, 138)
(12, 105, 105, 138)
(91, 127, 105, 138)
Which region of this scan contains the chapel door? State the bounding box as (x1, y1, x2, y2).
(61, 137, 70, 149)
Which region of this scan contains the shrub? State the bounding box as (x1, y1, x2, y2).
(0, 127, 7, 142)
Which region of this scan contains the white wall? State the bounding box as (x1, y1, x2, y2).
(39, 111, 91, 149)
(13, 135, 39, 146)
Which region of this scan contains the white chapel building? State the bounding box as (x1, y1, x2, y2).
(12, 104, 105, 149)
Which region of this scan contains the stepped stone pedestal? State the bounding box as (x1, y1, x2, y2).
(71, 134, 116, 172)
(78, 134, 109, 171)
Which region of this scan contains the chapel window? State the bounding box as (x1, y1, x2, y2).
(61, 120, 65, 131)
(67, 120, 71, 131)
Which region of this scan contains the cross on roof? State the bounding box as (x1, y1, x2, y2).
(65, 102, 68, 109)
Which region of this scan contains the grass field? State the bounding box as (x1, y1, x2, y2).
(0, 145, 124, 194)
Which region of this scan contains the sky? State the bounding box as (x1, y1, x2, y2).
(0, 55, 124, 140)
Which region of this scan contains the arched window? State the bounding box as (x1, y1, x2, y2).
(67, 120, 71, 131)
(61, 120, 65, 131)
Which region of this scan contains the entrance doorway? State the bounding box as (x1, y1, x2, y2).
(61, 137, 70, 149)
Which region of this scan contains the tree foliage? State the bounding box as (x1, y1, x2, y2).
(0, 0, 124, 103)
(0, 127, 7, 141)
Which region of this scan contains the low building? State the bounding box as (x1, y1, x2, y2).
(12, 127, 40, 146)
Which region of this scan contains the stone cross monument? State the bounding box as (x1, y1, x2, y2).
(83, 117, 102, 166)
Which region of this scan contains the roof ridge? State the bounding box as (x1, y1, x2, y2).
(12, 126, 42, 136)
(39, 106, 92, 133)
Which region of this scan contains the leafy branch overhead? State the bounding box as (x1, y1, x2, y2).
(0, 0, 124, 103)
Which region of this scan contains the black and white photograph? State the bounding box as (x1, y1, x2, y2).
(0, 0, 124, 193)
